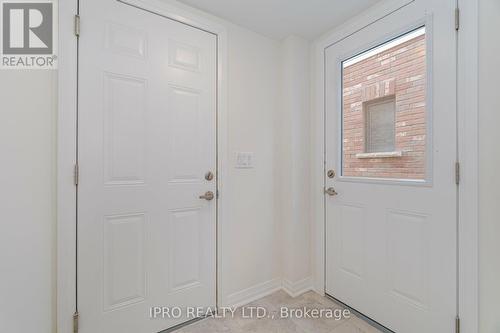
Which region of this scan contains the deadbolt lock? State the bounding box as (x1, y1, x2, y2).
(205, 171, 214, 181)
(327, 169, 336, 178)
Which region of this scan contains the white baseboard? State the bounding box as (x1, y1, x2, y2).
(282, 277, 313, 298)
(223, 276, 314, 308)
(224, 278, 282, 308)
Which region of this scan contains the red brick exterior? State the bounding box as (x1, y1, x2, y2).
(342, 34, 426, 180)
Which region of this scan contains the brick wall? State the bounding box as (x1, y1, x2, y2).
(342, 33, 426, 179)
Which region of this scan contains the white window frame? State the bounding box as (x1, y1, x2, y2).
(335, 19, 433, 186)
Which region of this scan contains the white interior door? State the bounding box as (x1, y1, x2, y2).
(325, 1, 457, 332)
(78, 0, 217, 332)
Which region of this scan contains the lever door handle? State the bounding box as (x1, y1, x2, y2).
(199, 191, 215, 201)
(325, 187, 338, 196)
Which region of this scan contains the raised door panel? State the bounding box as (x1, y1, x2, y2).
(103, 73, 147, 185)
(103, 213, 146, 311)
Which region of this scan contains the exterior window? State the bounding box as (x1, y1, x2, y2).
(364, 97, 396, 153)
(341, 27, 427, 180)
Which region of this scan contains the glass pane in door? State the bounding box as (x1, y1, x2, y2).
(341, 27, 427, 180)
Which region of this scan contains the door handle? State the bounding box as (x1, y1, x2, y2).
(199, 191, 215, 201)
(325, 187, 338, 196)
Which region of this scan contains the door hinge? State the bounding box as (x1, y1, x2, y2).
(74, 14, 80, 37)
(455, 161, 460, 185)
(216, 189, 219, 199)
(455, 7, 460, 31)
(74, 163, 79, 186)
(73, 311, 79, 333)
(455, 315, 460, 333)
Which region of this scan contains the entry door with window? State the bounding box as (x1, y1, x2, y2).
(77, 0, 217, 332)
(325, 1, 457, 332)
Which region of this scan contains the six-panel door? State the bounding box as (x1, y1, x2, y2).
(78, 1, 217, 332)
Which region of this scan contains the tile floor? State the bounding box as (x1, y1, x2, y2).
(176, 291, 383, 333)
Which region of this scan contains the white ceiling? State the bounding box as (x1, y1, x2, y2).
(176, 0, 381, 40)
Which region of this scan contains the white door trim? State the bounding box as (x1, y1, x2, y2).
(57, 1, 228, 332)
(456, 1, 479, 332)
(311, 0, 478, 332)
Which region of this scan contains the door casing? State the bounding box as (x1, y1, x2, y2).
(57, 0, 228, 332)
(311, 0, 478, 332)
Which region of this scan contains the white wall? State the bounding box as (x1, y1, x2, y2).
(478, 0, 500, 332)
(0, 71, 57, 332)
(221, 21, 282, 304)
(277, 35, 312, 293)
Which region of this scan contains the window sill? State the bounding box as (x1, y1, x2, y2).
(355, 151, 403, 159)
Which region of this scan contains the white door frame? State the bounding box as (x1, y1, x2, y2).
(57, 1, 228, 332)
(311, 0, 478, 332)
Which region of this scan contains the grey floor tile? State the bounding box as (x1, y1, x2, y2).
(177, 291, 383, 333)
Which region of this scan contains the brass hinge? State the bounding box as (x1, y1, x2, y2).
(74, 163, 79, 186)
(74, 14, 80, 37)
(455, 315, 460, 333)
(455, 162, 460, 185)
(455, 7, 460, 31)
(73, 311, 79, 333)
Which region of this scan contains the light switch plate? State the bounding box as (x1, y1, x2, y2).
(235, 152, 254, 168)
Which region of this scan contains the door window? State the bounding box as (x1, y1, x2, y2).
(341, 27, 427, 180)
